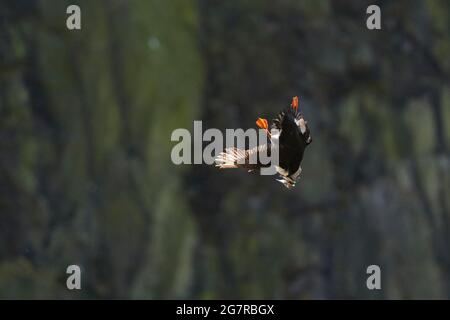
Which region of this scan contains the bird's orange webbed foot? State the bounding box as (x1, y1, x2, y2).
(256, 117, 271, 137)
(291, 96, 299, 112)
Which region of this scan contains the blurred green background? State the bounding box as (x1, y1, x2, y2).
(1, 0, 450, 299)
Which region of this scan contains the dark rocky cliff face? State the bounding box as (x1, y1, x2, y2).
(0, 0, 449, 299)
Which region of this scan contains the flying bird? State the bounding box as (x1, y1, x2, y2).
(215, 96, 312, 188)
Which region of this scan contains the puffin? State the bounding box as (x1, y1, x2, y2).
(215, 96, 312, 188)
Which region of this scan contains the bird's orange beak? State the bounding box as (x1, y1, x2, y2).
(256, 118, 271, 137)
(291, 96, 299, 112)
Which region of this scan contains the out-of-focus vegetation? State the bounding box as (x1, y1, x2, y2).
(0, 0, 449, 299)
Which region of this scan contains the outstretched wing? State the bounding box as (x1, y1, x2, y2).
(215, 144, 271, 170)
